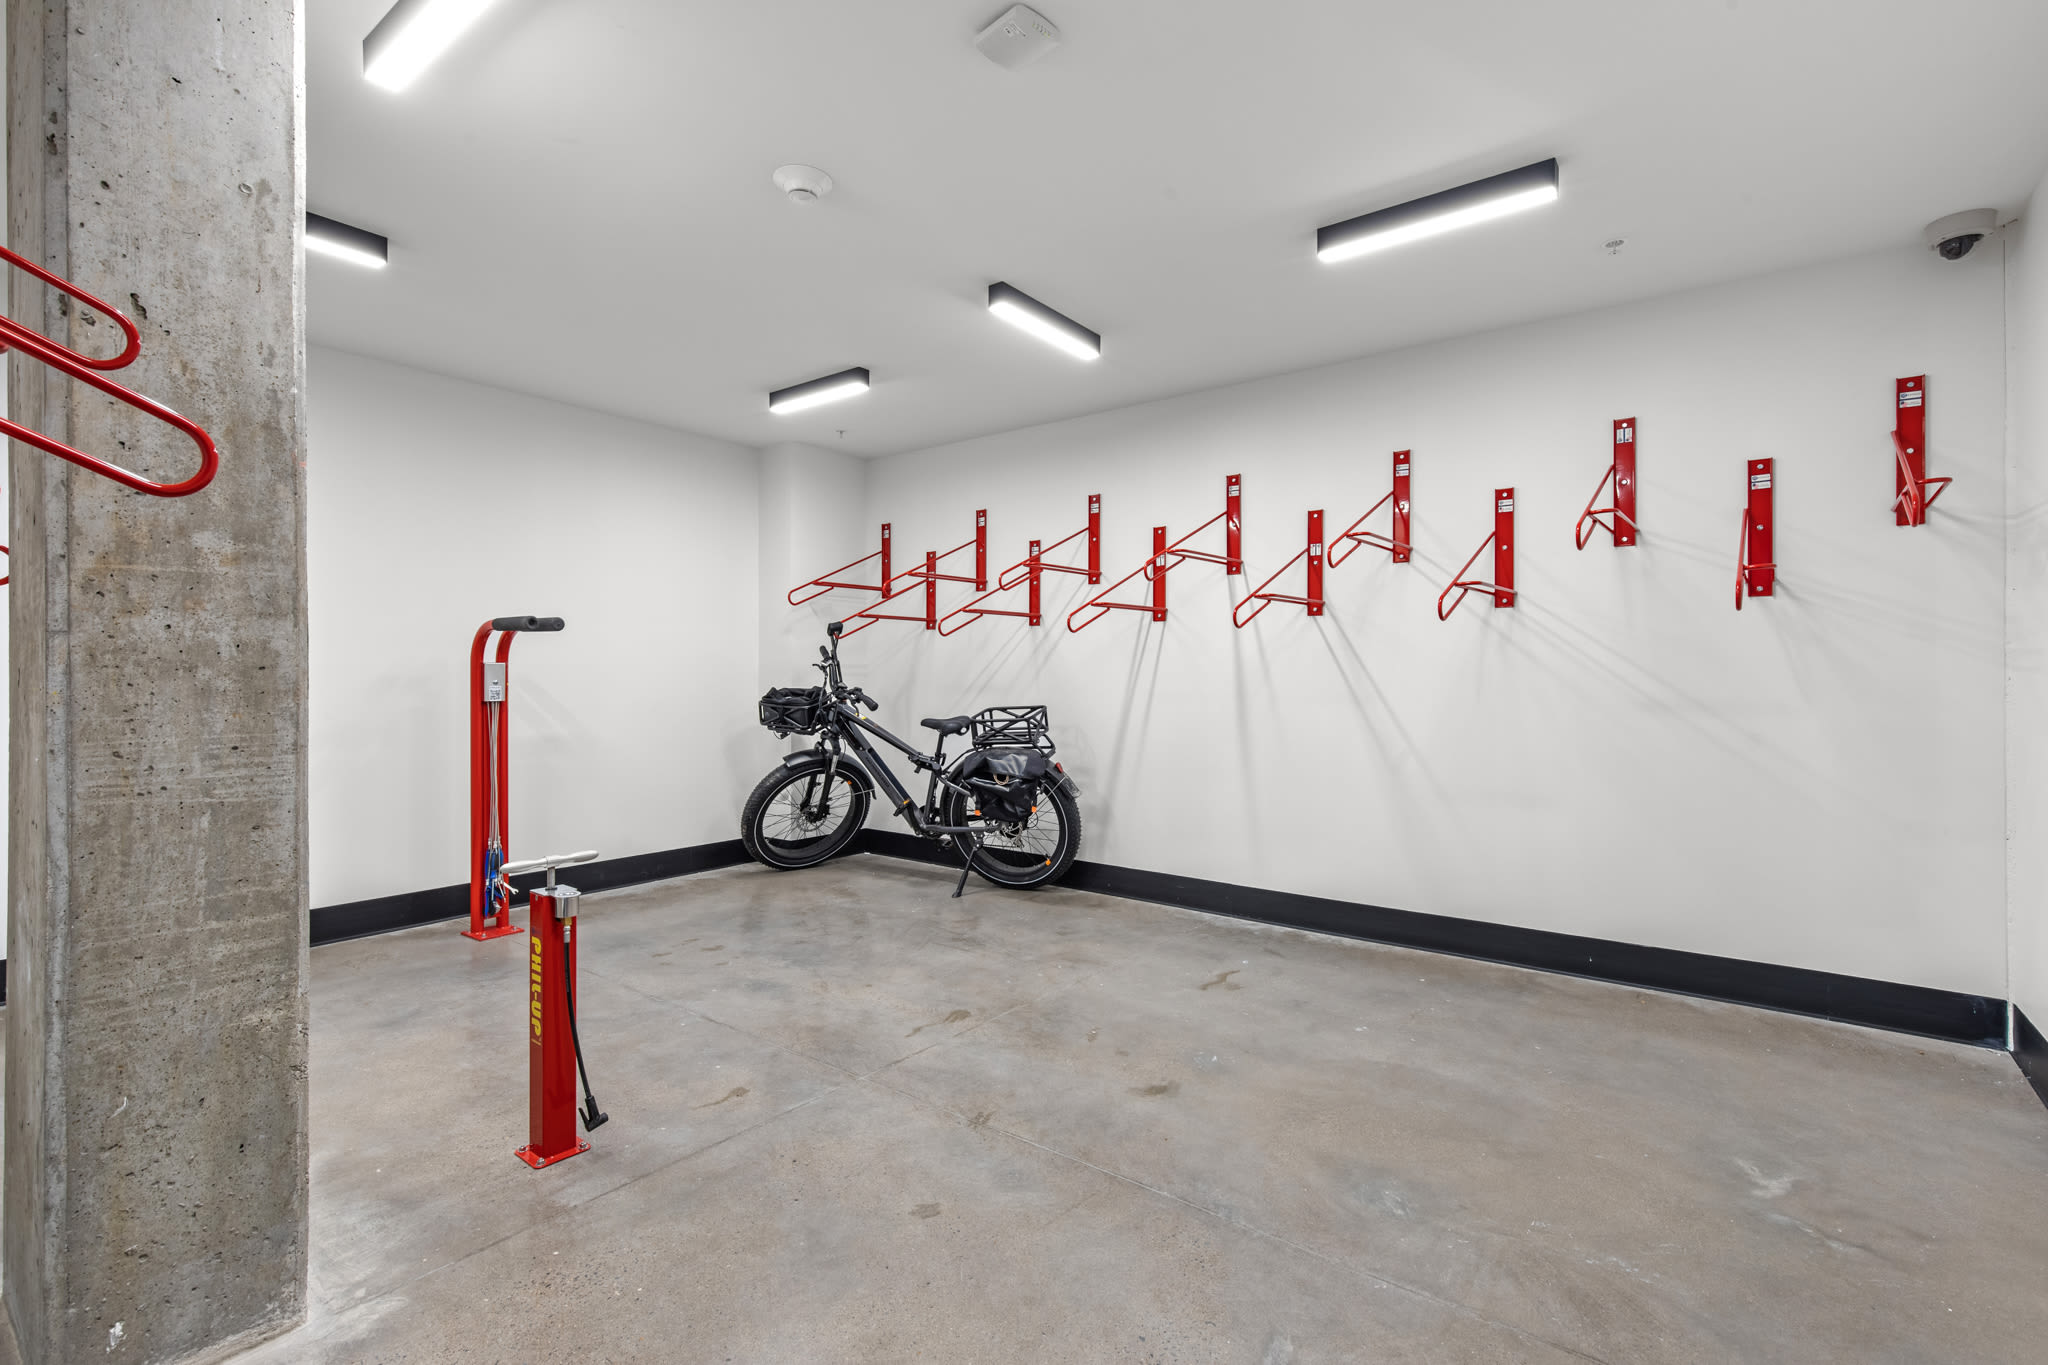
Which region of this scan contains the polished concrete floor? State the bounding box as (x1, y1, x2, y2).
(236, 855, 2048, 1363)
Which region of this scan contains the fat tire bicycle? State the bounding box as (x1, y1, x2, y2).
(741, 622, 1083, 895)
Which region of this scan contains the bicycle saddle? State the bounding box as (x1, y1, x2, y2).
(920, 715, 972, 736)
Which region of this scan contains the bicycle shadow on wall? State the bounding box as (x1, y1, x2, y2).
(1484, 535, 1916, 828)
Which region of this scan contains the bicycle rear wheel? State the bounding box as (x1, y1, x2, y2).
(942, 778, 1082, 888)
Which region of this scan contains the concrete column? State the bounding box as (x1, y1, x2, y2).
(5, 4, 306, 1362)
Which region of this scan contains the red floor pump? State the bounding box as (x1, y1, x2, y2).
(467, 615, 565, 940)
(498, 849, 608, 1169)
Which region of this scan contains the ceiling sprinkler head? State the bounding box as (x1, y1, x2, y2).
(1604, 238, 1626, 255)
(773, 165, 834, 204)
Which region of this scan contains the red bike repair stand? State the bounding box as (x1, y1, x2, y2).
(504, 850, 602, 1169)
(467, 615, 566, 940)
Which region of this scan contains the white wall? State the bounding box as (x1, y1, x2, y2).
(837, 246, 2008, 998)
(307, 348, 760, 908)
(758, 440, 869, 695)
(2009, 177, 2048, 1030)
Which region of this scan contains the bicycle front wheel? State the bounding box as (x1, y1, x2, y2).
(741, 759, 870, 870)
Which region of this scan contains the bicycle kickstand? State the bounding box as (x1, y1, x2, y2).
(950, 834, 976, 899)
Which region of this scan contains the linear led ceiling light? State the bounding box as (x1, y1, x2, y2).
(363, 0, 500, 92)
(306, 213, 389, 269)
(988, 282, 1101, 361)
(768, 368, 871, 415)
(1317, 158, 1560, 264)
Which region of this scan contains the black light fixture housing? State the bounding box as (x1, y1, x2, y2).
(306, 212, 390, 269)
(1317, 158, 1560, 264)
(768, 367, 872, 415)
(987, 281, 1101, 361)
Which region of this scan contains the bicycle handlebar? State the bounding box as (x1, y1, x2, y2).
(491, 616, 566, 632)
(500, 850, 599, 878)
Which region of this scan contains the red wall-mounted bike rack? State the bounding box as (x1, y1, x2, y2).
(1893, 376, 1950, 527)
(788, 523, 893, 606)
(1234, 510, 1324, 628)
(1329, 451, 1412, 566)
(1575, 419, 1638, 549)
(0, 243, 220, 504)
(1068, 476, 1240, 632)
(840, 511, 988, 636)
(938, 496, 1101, 635)
(1736, 459, 1775, 609)
(1437, 488, 1516, 621)
(1068, 527, 1168, 631)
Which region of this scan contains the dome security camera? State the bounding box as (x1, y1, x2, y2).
(1924, 208, 1997, 261)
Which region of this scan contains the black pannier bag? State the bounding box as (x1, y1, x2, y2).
(759, 686, 826, 736)
(960, 748, 1050, 824)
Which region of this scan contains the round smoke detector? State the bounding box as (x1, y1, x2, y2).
(773, 164, 834, 204)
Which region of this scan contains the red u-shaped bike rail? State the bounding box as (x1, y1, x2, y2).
(1234, 510, 1324, 628)
(1736, 459, 1775, 610)
(840, 512, 987, 636)
(1575, 420, 1638, 550)
(939, 496, 1101, 636)
(0, 244, 219, 500)
(1069, 476, 1239, 632)
(1892, 377, 1949, 527)
(1437, 488, 1516, 621)
(1329, 451, 1412, 567)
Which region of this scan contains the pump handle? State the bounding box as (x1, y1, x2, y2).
(491, 615, 566, 632)
(500, 849, 600, 878)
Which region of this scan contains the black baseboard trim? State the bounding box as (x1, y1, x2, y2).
(857, 831, 2004, 1048)
(2017, 1008, 2048, 1112)
(310, 840, 752, 947)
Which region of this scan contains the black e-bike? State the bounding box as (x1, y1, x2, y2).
(741, 622, 1082, 894)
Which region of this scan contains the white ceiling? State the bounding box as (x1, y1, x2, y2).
(308, 0, 2048, 457)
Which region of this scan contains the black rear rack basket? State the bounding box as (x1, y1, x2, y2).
(971, 705, 1053, 753)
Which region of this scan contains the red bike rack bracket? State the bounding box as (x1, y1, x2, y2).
(1330, 450, 1412, 566)
(1437, 487, 1516, 621)
(1068, 525, 1168, 631)
(1069, 477, 1239, 631)
(789, 523, 893, 605)
(1234, 510, 1325, 628)
(842, 512, 986, 635)
(516, 887, 591, 1170)
(1576, 419, 1638, 550)
(1893, 375, 1949, 527)
(1737, 458, 1775, 609)
(0, 243, 219, 499)
(940, 496, 1101, 636)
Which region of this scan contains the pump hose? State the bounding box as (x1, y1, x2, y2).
(564, 960, 608, 1131)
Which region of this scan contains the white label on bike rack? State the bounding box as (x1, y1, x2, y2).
(1497, 496, 1515, 513)
(1751, 471, 1772, 489)
(1899, 390, 1922, 408)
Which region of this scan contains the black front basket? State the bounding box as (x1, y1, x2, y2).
(760, 686, 826, 736)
